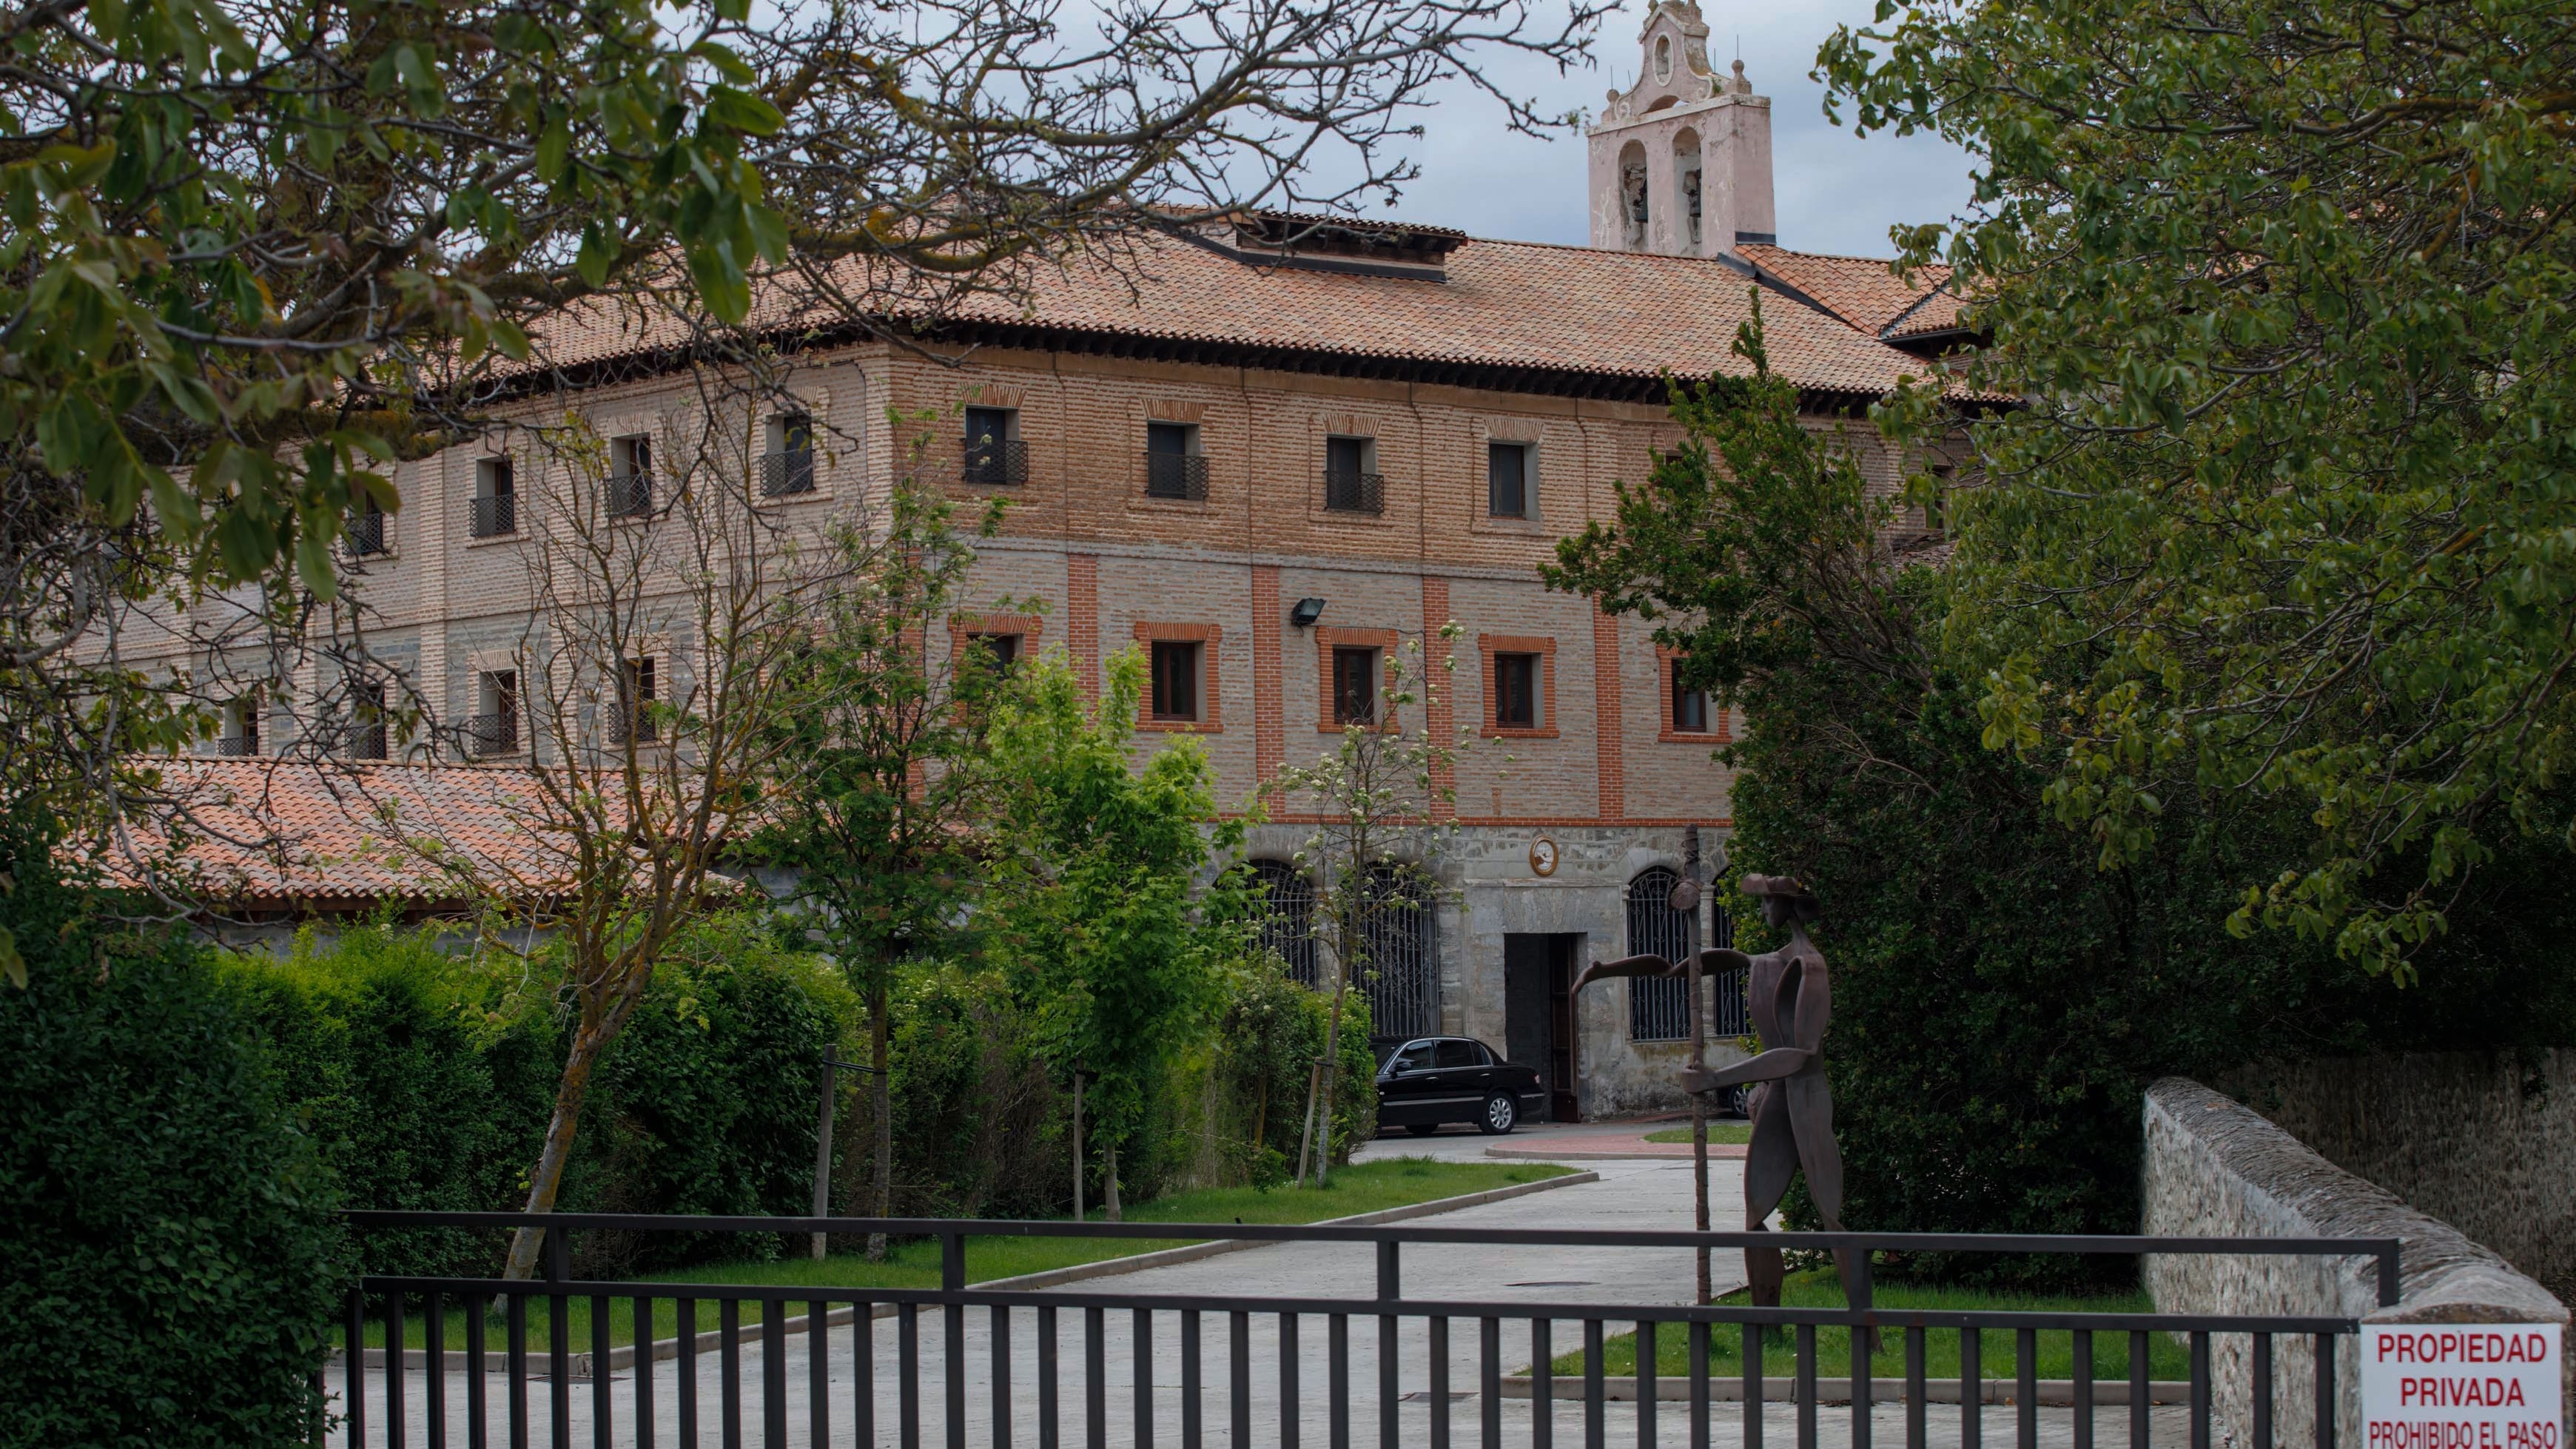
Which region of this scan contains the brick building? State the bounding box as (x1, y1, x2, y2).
(158, 1, 1964, 1118)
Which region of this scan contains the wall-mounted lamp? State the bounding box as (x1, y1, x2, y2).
(1289, 597, 1327, 628)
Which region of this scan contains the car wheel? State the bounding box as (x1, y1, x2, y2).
(1478, 1091, 1517, 1135)
(1405, 1123, 1440, 1137)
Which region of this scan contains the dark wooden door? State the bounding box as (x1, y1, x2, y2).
(1504, 933, 1581, 1122)
(1545, 936, 1580, 1123)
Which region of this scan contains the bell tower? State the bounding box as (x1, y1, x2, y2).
(1586, 0, 1775, 259)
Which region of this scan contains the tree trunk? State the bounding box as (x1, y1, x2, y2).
(1072, 1072, 1086, 1220)
(867, 972, 892, 1262)
(1310, 978, 1350, 1189)
(504, 1021, 605, 1281)
(1293, 1061, 1322, 1187)
(1103, 1140, 1121, 1223)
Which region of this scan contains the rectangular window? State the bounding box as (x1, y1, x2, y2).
(1672, 675, 1709, 734)
(472, 457, 516, 538)
(764, 413, 815, 496)
(1323, 436, 1380, 514)
(345, 494, 390, 557)
(613, 657, 656, 744)
(351, 682, 389, 761)
(1145, 421, 1204, 500)
(966, 633, 1021, 676)
(611, 434, 653, 517)
(218, 694, 260, 756)
(1150, 640, 1202, 722)
(1331, 646, 1379, 725)
(473, 670, 519, 756)
(963, 407, 1023, 485)
(1487, 441, 1531, 518)
(1494, 652, 1540, 729)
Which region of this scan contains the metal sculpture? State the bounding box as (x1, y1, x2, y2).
(1572, 870, 1851, 1310)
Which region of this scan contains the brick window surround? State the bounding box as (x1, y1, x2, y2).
(1315, 626, 1399, 733)
(949, 612, 1045, 673)
(1658, 645, 1729, 743)
(1477, 634, 1560, 739)
(1133, 621, 1223, 733)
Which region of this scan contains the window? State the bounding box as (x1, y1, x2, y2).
(1145, 421, 1205, 500)
(1487, 441, 1532, 518)
(1672, 676, 1710, 734)
(611, 434, 653, 517)
(1149, 639, 1202, 722)
(1358, 863, 1436, 1039)
(964, 632, 1021, 675)
(1925, 463, 1954, 534)
(763, 413, 815, 497)
(1251, 860, 1319, 986)
(1331, 646, 1379, 725)
(471, 457, 516, 538)
(217, 694, 260, 756)
(1494, 652, 1540, 730)
(612, 656, 656, 744)
(346, 494, 390, 557)
(1627, 866, 1698, 1041)
(350, 682, 389, 760)
(963, 407, 1023, 485)
(472, 670, 519, 756)
(1388, 1040, 1434, 1074)
(1434, 1039, 1484, 1070)
(1323, 435, 1381, 514)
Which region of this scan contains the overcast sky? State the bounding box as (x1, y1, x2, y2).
(1349, 0, 1978, 259)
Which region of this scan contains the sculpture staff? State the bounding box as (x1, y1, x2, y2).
(1572, 872, 1851, 1310)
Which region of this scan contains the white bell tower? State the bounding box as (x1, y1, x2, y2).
(1586, 0, 1775, 259)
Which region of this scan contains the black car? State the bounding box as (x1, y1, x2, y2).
(1373, 1037, 1547, 1136)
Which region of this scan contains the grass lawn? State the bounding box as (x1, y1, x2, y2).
(1640, 1122, 1753, 1145)
(349, 1158, 1573, 1353)
(1546, 1270, 2193, 1382)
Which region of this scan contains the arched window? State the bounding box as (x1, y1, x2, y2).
(1356, 862, 1437, 1040)
(1627, 866, 1697, 1040)
(1251, 859, 1318, 987)
(1706, 898, 1749, 1038)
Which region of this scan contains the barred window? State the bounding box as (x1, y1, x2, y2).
(1251, 860, 1319, 987)
(1627, 866, 1698, 1041)
(1706, 901, 1749, 1038)
(1357, 863, 1437, 1040)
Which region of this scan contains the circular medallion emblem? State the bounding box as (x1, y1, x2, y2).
(1529, 836, 1560, 876)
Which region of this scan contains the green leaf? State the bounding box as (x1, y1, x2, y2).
(535, 118, 571, 184)
(702, 86, 784, 137)
(0, 924, 20, 990)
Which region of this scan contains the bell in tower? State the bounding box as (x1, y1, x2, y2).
(1585, 1, 1775, 259)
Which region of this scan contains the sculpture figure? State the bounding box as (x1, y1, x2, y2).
(1572, 871, 1849, 1309)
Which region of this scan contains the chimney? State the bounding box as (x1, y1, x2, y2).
(1584, 0, 1776, 258)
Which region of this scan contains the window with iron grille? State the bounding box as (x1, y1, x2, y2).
(349, 682, 389, 761)
(963, 408, 1025, 485)
(216, 694, 260, 756)
(1706, 902, 1749, 1038)
(611, 435, 653, 517)
(1357, 863, 1436, 1040)
(762, 413, 815, 497)
(471, 457, 516, 538)
(1487, 441, 1532, 518)
(471, 670, 519, 757)
(1145, 422, 1205, 500)
(345, 498, 390, 557)
(1323, 436, 1382, 514)
(1331, 646, 1379, 725)
(1251, 860, 1318, 987)
(1149, 640, 1201, 722)
(1627, 866, 1698, 1040)
(611, 657, 656, 744)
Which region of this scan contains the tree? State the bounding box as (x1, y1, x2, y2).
(5, 0, 1604, 858)
(983, 647, 1242, 1220)
(1817, 0, 2576, 976)
(1271, 627, 1459, 1187)
(758, 466, 1010, 1256)
(399, 398, 835, 1279)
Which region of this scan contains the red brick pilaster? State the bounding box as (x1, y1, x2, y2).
(1421, 576, 1456, 820)
(1593, 607, 1625, 821)
(1252, 565, 1284, 785)
(1067, 553, 1099, 700)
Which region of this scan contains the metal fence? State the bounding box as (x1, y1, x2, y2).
(332, 1211, 2395, 1449)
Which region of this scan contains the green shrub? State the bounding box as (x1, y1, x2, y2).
(0, 833, 342, 1449)
(1211, 959, 1376, 1184)
(865, 960, 1068, 1220)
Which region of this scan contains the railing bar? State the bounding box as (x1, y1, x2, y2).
(2314, 1331, 2337, 1449)
(1379, 1308, 1399, 1449)
(1430, 1315, 1452, 1449)
(1906, 1325, 1926, 1449)
(2190, 1332, 2212, 1449)
(1180, 1308, 1201, 1449)
(809, 1300, 831, 1449)
(551, 1286, 570, 1449)
(1039, 1305, 1059, 1449)
(2252, 1332, 2273, 1449)
(387, 1285, 408, 1449)
(1585, 1317, 1607, 1449)
(1480, 1317, 1501, 1449)
(508, 1291, 530, 1449)
(855, 1302, 877, 1449)
(428, 1288, 448, 1449)
(633, 1297, 653, 1449)
(2016, 1328, 2037, 1449)
(996, 1305, 1015, 1449)
(947, 1299, 969, 1449)
(677, 1298, 698, 1449)
(1532, 1317, 1553, 1449)
(1086, 1305, 1107, 1449)
(1854, 1314, 1874, 1449)
(1329, 1314, 1351, 1449)
(900, 1305, 922, 1449)
(1637, 1319, 1658, 1449)
(2071, 1328, 2092, 1449)
(1744, 1320, 1764, 1449)
(592, 1294, 613, 1449)
(722, 1297, 744, 1449)
(1134, 1307, 1155, 1449)
(469, 1291, 489, 1449)
(1959, 1328, 1978, 1449)
(1795, 1324, 1817, 1449)
(2127, 1330, 2147, 1449)
(1281, 1312, 1300, 1449)
(1230, 1311, 1251, 1449)
(1689, 1321, 1711, 1449)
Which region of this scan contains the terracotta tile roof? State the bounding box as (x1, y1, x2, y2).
(93, 759, 588, 910)
(531, 229, 1959, 399)
(1735, 243, 1965, 340)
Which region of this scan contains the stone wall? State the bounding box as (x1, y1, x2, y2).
(2220, 1051, 2576, 1310)
(2141, 1077, 2568, 1449)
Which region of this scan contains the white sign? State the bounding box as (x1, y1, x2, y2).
(2363, 1324, 2563, 1449)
